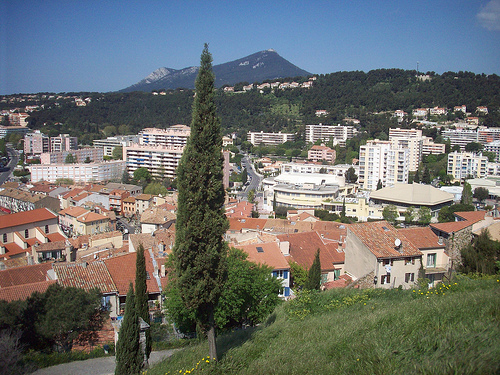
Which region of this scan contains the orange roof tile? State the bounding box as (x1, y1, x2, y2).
(348, 221, 422, 258)
(399, 227, 444, 249)
(430, 220, 472, 234)
(0, 262, 53, 287)
(0, 280, 57, 302)
(77, 212, 108, 223)
(58, 206, 88, 217)
(53, 261, 117, 293)
(228, 217, 268, 231)
(0, 208, 57, 230)
(453, 211, 486, 224)
(235, 242, 289, 270)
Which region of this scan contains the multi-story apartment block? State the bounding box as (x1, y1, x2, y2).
(388, 128, 422, 139)
(389, 137, 421, 172)
(247, 131, 295, 146)
(0, 125, 30, 140)
(359, 140, 409, 190)
(307, 145, 336, 162)
(484, 140, 500, 162)
(93, 135, 139, 157)
(442, 129, 478, 150)
(124, 144, 184, 179)
(139, 125, 190, 147)
(422, 137, 446, 155)
(24, 131, 50, 155)
(477, 127, 500, 144)
(447, 151, 488, 180)
(305, 123, 356, 145)
(280, 162, 358, 180)
(40, 148, 103, 164)
(50, 134, 78, 153)
(29, 160, 126, 183)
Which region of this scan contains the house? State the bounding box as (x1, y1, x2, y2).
(140, 206, 176, 233)
(109, 189, 130, 213)
(0, 262, 57, 301)
(135, 194, 154, 216)
(429, 220, 473, 270)
(308, 145, 336, 162)
(122, 196, 136, 216)
(344, 221, 422, 289)
(276, 231, 345, 284)
(399, 226, 449, 287)
(225, 200, 254, 218)
(58, 206, 111, 236)
(0, 188, 60, 213)
(235, 242, 292, 298)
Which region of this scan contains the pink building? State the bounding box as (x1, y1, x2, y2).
(308, 145, 336, 162)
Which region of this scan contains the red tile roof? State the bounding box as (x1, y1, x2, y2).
(58, 206, 88, 217)
(399, 227, 444, 250)
(228, 217, 268, 231)
(0, 208, 57, 230)
(0, 262, 53, 287)
(235, 242, 289, 270)
(0, 280, 57, 302)
(77, 212, 108, 223)
(348, 221, 422, 258)
(430, 220, 472, 234)
(104, 252, 160, 296)
(53, 261, 117, 293)
(277, 231, 344, 271)
(453, 211, 486, 224)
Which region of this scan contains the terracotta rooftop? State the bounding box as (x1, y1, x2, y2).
(228, 217, 268, 231)
(399, 227, 445, 250)
(348, 221, 422, 258)
(140, 207, 176, 225)
(277, 231, 344, 271)
(454, 211, 486, 224)
(53, 261, 117, 293)
(0, 262, 53, 287)
(32, 240, 66, 253)
(235, 242, 289, 270)
(77, 212, 108, 223)
(58, 206, 88, 217)
(0, 280, 57, 302)
(430, 220, 473, 234)
(0, 208, 57, 230)
(264, 218, 315, 233)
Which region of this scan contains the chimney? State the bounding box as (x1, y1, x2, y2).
(279, 240, 290, 256)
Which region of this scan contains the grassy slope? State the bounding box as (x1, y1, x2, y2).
(147, 276, 500, 375)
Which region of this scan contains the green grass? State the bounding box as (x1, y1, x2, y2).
(145, 275, 500, 375)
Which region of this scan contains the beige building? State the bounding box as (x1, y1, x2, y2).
(308, 145, 336, 162)
(139, 125, 190, 147)
(447, 151, 488, 180)
(247, 131, 295, 146)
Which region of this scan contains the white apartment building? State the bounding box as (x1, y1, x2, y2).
(422, 137, 446, 155)
(247, 131, 295, 146)
(389, 137, 422, 172)
(442, 129, 478, 150)
(93, 135, 139, 157)
(124, 144, 184, 179)
(484, 140, 500, 162)
(447, 151, 488, 180)
(29, 160, 126, 183)
(50, 134, 78, 153)
(40, 148, 104, 164)
(359, 140, 410, 191)
(477, 127, 500, 144)
(280, 162, 358, 181)
(305, 123, 356, 145)
(139, 125, 191, 147)
(388, 128, 422, 139)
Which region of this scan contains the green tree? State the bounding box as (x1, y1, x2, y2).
(144, 182, 168, 196)
(241, 167, 248, 185)
(461, 182, 473, 205)
(460, 229, 500, 274)
(84, 156, 92, 163)
(464, 142, 483, 152)
(172, 44, 229, 361)
(115, 283, 142, 375)
(305, 249, 321, 291)
(65, 153, 76, 164)
(133, 167, 152, 186)
(417, 206, 432, 225)
(376, 179, 383, 190)
(382, 204, 398, 225)
(403, 206, 415, 224)
(112, 146, 123, 160)
(289, 261, 308, 290)
(422, 167, 431, 184)
(248, 189, 255, 204)
(473, 187, 489, 203)
(344, 166, 358, 183)
(122, 169, 131, 184)
(135, 244, 151, 360)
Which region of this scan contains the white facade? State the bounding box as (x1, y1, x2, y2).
(305, 123, 356, 145)
(93, 135, 139, 157)
(447, 151, 488, 180)
(29, 160, 126, 183)
(359, 140, 409, 191)
(139, 125, 190, 147)
(124, 144, 184, 179)
(247, 131, 295, 146)
(442, 129, 478, 150)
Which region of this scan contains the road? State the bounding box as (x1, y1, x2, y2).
(0, 146, 20, 185)
(239, 154, 262, 200)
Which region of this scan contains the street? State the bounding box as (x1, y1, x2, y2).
(0, 146, 20, 185)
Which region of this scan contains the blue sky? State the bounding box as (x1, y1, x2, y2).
(2, 0, 499, 94)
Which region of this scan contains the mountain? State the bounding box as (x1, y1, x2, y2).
(120, 49, 311, 92)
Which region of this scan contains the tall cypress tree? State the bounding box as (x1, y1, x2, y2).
(172, 44, 229, 361)
(135, 244, 151, 360)
(305, 249, 322, 291)
(115, 283, 141, 375)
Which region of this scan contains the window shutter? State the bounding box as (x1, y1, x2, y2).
(284, 270, 288, 279)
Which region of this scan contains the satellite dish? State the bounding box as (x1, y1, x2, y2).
(394, 238, 402, 247)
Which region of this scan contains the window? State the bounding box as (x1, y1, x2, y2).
(381, 275, 391, 284)
(24, 229, 29, 238)
(45, 225, 49, 234)
(2, 233, 6, 243)
(427, 253, 436, 268)
(405, 273, 415, 283)
(405, 257, 415, 265)
(334, 269, 340, 281)
(383, 259, 393, 266)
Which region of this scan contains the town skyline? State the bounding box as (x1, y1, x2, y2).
(2, 0, 500, 95)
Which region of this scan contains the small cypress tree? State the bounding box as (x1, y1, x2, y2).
(135, 244, 151, 360)
(376, 179, 383, 190)
(305, 249, 321, 291)
(115, 283, 141, 375)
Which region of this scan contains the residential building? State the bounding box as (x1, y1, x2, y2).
(484, 140, 500, 161)
(29, 160, 126, 184)
(281, 162, 358, 180)
(429, 221, 473, 270)
(140, 206, 176, 233)
(322, 197, 384, 222)
(50, 134, 78, 153)
(58, 206, 111, 236)
(40, 147, 103, 164)
(447, 151, 488, 180)
(0, 125, 30, 139)
(247, 131, 295, 146)
(477, 127, 500, 144)
(0, 188, 60, 213)
(412, 108, 428, 118)
(344, 221, 422, 289)
(305, 123, 356, 146)
(235, 242, 291, 298)
(122, 196, 136, 217)
(24, 131, 50, 155)
(139, 125, 190, 147)
(8, 112, 29, 127)
(124, 143, 184, 179)
(422, 136, 446, 155)
(442, 129, 478, 150)
(109, 189, 130, 213)
(358, 140, 410, 190)
(93, 135, 139, 157)
(308, 145, 336, 163)
(135, 194, 154, 216)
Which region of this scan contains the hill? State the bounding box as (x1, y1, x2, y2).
(120, 49, 311, 92)
(148, 276, 500, 374)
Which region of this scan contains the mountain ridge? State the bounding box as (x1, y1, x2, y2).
(120, 50, 311, 92)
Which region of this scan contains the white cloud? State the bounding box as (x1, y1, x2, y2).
(477, 0, 500, 31)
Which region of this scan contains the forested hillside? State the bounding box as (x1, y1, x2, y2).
(18, 69, 500, 145)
